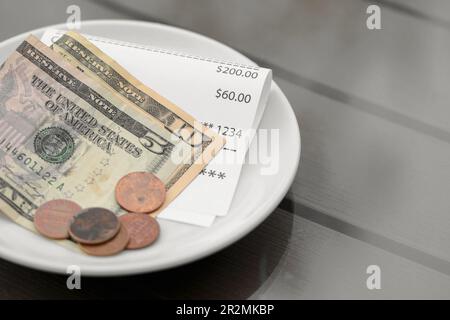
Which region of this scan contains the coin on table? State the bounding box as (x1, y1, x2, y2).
(119, 213, 160, 249)
(80, 226, 129, 256)
(69, 207, 120, 244)
(34, 199, 82, 239)
(115, 172, 166, 213)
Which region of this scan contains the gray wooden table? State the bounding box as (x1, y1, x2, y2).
(0, 0, 450, 299)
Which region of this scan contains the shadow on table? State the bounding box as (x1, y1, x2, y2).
(0, 206, 294, 299)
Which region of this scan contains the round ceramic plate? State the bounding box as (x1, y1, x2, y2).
(0, 20, 300, 276)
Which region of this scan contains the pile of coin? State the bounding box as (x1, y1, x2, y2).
(33, 172, 164, 256)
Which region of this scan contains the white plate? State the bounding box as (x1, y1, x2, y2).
(0, 20, 300, 276)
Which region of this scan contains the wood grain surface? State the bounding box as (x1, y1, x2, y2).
(0, 0, 449, 299)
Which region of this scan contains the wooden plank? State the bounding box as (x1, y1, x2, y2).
(0, 208, 449, 299)
(276, 76, 450, 263)
(250, 210, 450, 299)
(386, 0, 450, 26)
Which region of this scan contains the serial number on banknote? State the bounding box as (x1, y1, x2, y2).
(0, 144, 62, 190)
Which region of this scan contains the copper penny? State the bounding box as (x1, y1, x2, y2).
(119, 213, 160, 249)
(80, 226, 129, 256)
(33, 199, 82, 239)
(115, 172, 166, 213)
(69, 208, 120, 244)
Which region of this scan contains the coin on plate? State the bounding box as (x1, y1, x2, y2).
(69, 207, 120, 244)
(33, 199, 82, 239)
(80, 226, 129, 256)
(115, 172, 166, 213)
(119, 213, 160, 249)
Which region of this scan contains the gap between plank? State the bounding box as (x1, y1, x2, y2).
(279, 198, 450, 277)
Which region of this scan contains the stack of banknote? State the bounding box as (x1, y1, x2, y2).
(40, 30, 273, 227)
(0, 32, 226, 239)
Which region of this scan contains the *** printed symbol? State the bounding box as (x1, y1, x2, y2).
(217, 172, 226, 179)
(199, 169, 206, 175)
(93, 168, 103, 176)
(208, 123, 214, 128)
(208, 170, 216, 177)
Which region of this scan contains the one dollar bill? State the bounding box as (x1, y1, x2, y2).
(0, 35, 224, 234)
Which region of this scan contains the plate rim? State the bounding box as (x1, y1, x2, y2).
(0, 19, 301, 276)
